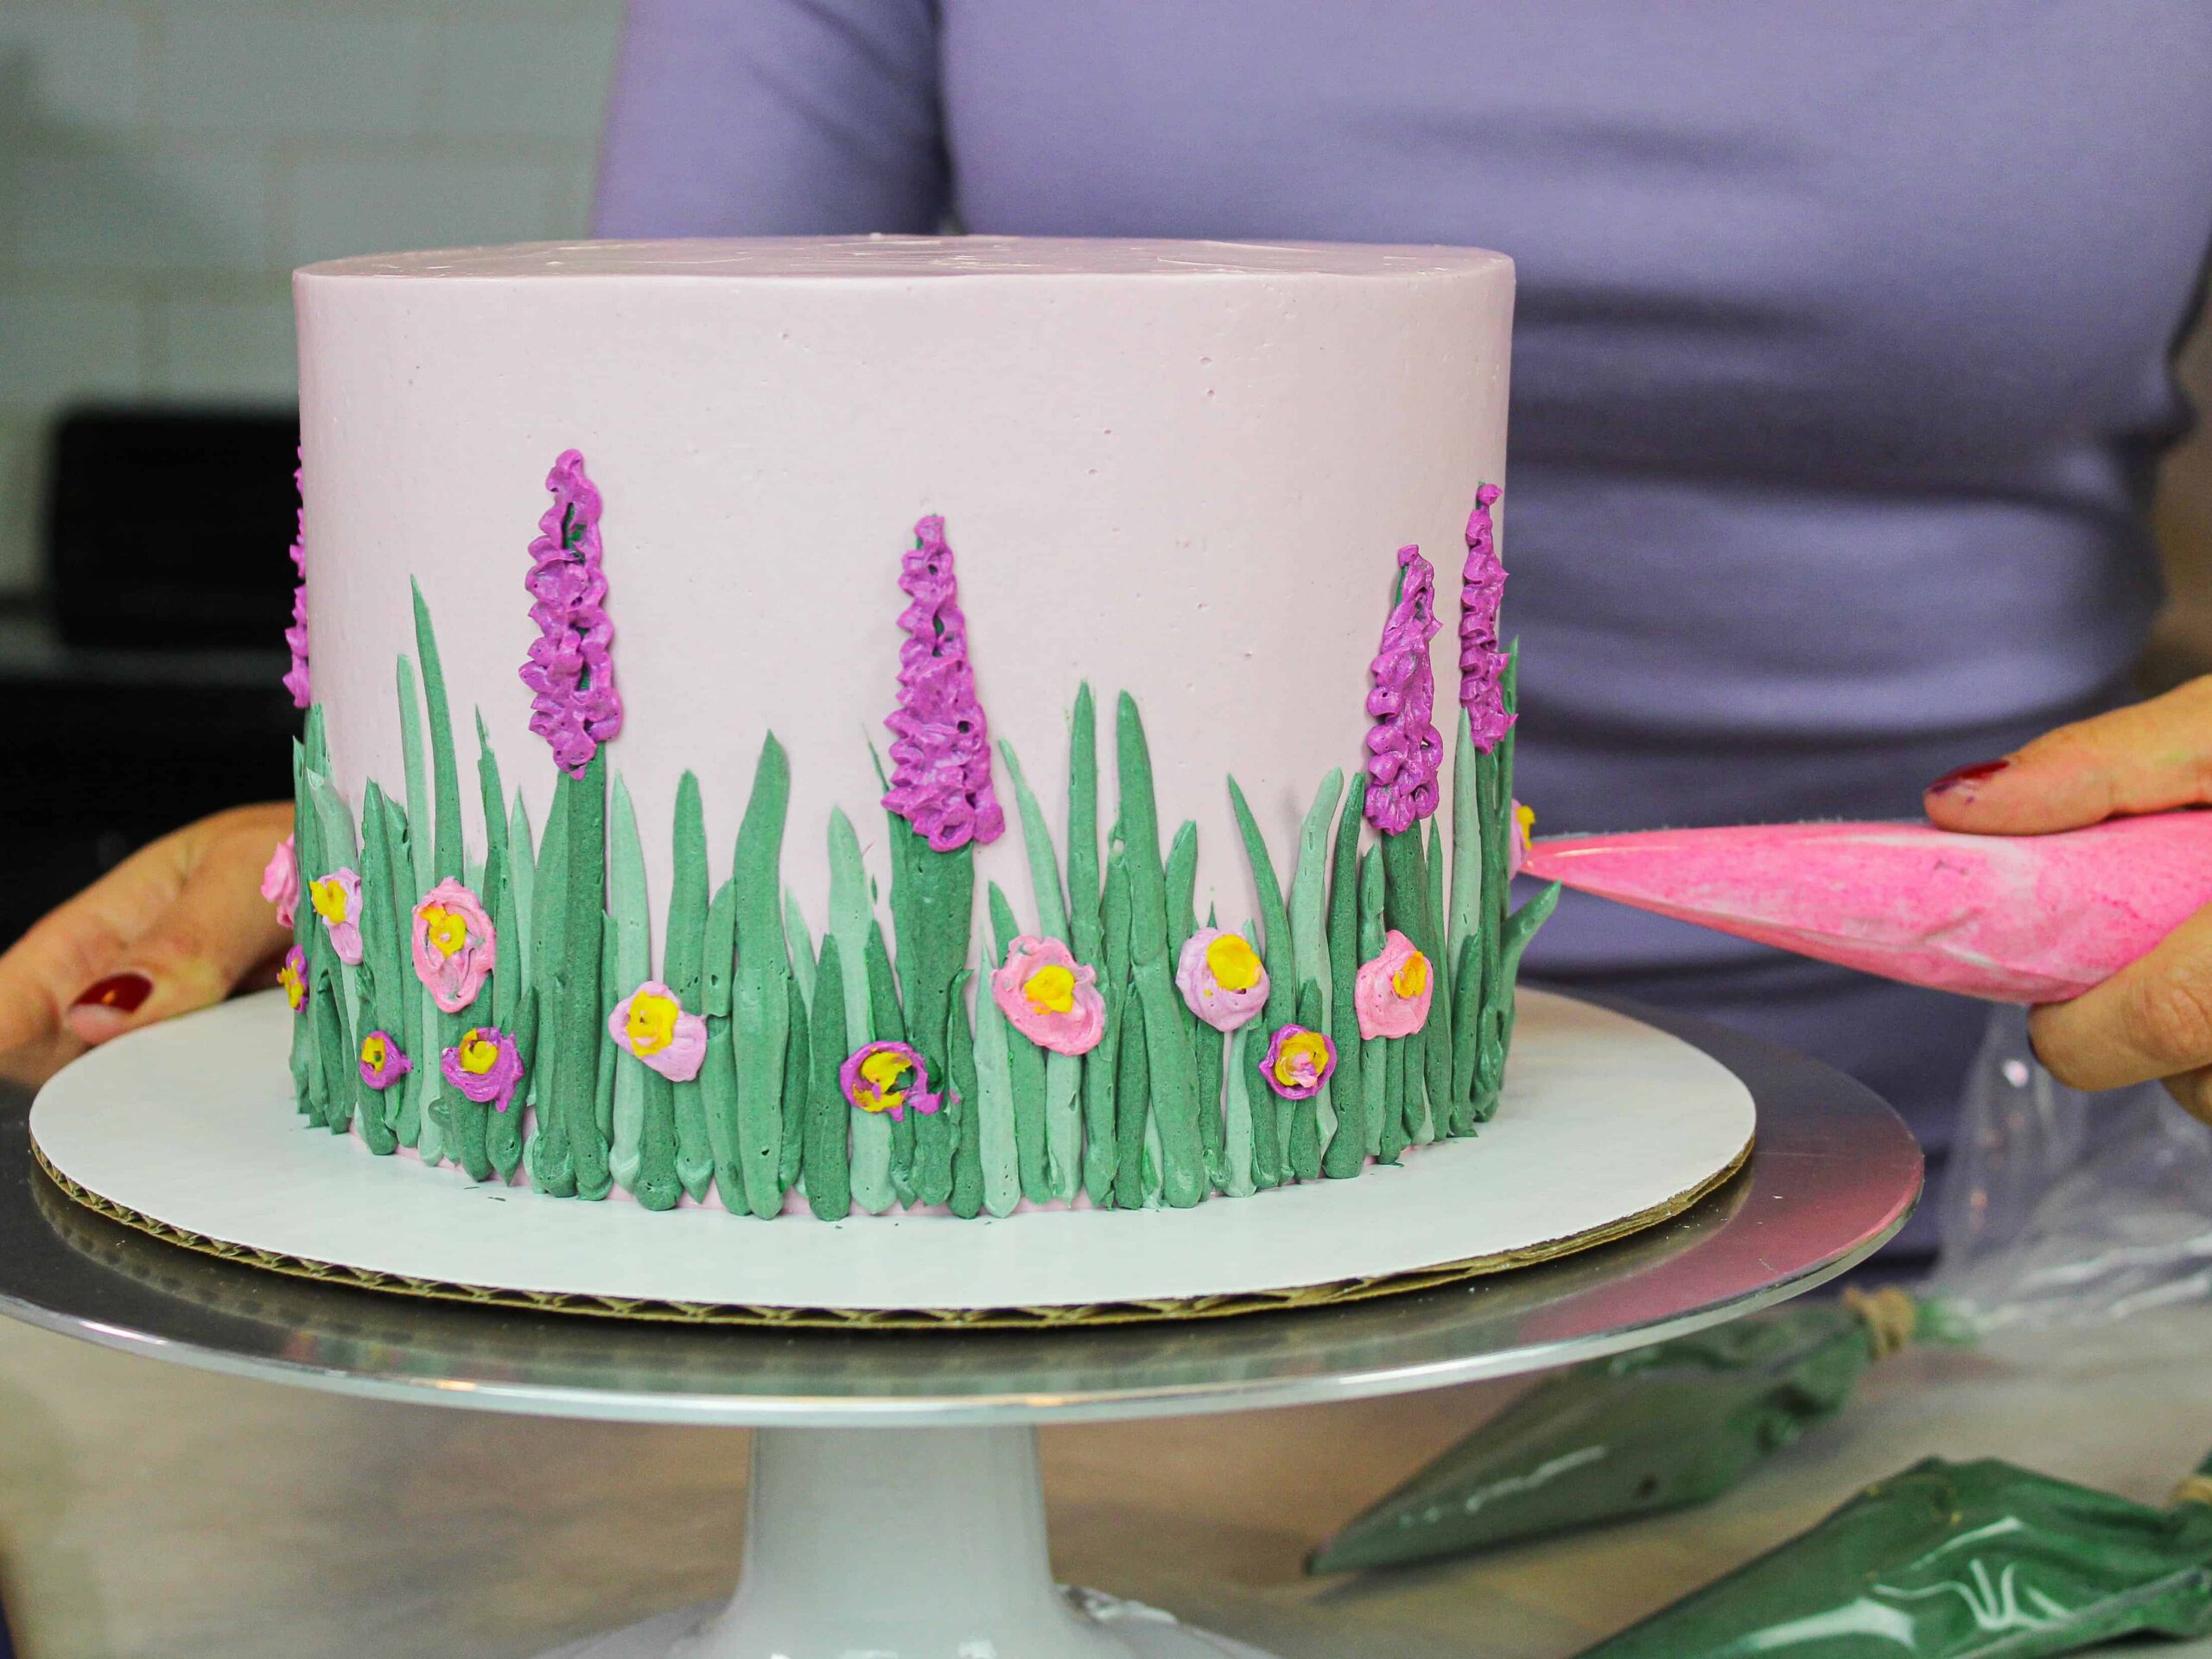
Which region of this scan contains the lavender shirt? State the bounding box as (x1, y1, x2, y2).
(599, 0, 2212, 1242)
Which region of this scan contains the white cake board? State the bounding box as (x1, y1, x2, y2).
(29, 988, 1751, 1322)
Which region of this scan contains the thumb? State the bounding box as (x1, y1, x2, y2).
(1924, 677, 2212, 836)
(63, 818, 295, 1047)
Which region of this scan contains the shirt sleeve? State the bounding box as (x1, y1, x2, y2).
(593, 0, 949, 237)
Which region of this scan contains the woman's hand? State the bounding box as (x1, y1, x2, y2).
(1925, 677, 2212, 1120)
(0, 804, 295, 1089)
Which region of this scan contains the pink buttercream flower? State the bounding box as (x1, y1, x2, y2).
(411, 878, 496, 1014)
(990, 936, 1106, 1056)
(880, 516, 1006, 852)
(839, 1041, 941, 1123)
(308, 867, 364, 965)
(1365, 544, 1445, 836)
(520, 449, 623, 778)
(283, 454, 310, 709)
(1355, 929, 1434, 1041)
(441, 1026, 524, 1112)
(608, 980, 709, 1083)
(278, 945, 308, 1014)
(1262, 1025, 1338, 1100)
(358, 1030, 412, 1091)
(1174, 927, 1270, 1033)
(260, 833, 299, 929)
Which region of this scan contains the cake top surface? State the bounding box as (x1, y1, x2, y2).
(297, 234, 1510, 283)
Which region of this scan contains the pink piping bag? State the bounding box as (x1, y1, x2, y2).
(1522, 812, 2212, 1004)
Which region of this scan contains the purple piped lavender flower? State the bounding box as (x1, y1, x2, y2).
(519, 449, 622, 778)
(283, 455, 311, 709)
(881, 515, 1005, 852)
(1459, 483, 1515, 753)
(1363, 544, 1445, 836)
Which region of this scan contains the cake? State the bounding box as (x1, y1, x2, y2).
(270, 235, 1553, 1220)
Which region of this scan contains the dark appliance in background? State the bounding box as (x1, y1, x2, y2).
(0, 408, 302, 949)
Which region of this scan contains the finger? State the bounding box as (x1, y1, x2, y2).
(2164, 1067, 2212, 1128)
(62, 814, 294, 1047)
(2029, 899, 2212, 1091)
(0, 833, 198, 1054)
(0, 1032, 88, 1093)
(1924, 677, 2212, 835)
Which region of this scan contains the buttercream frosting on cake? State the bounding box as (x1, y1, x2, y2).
(277, 234, 1551, 1218)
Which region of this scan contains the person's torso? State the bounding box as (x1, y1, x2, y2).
(939, 0, 2212, 757)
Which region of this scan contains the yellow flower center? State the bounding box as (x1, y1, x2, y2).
(1024, 963, 1077, 1015)
(1273, 1030, 1332, 1088)
(1516, 803, 1537, 842)
(309, 877, 349, 926)
(1392, 950, 1430, 1001)
(459, 1031, 500, 1075)
(1205, 933, 1262, 992)
(360, 1034, 387, 1071)
(423, 906, 467, 959)
(625, 992, 679, 1056)
(280, 964, 306, 1011)
(857, 1049, 912, 1113)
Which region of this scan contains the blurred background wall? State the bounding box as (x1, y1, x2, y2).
(0, 0, 626, 944)
(0, 0, 626, 594)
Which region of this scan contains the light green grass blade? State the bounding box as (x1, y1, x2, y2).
(828, 807, 890, 1212)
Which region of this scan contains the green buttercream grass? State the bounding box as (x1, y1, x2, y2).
(863, 918, 907, 1198)
(988, 882, 1052, 1205)
(1116, 695, 1209, 1208)
(777, 889, 814, 1191)
(825, 807, 888, 1213)
(945, 968, 984, 1219)
(974, 904, 1022, 1218)
(731, 735, 793, 1217)
(307, 771, 359, 1136)
(1287, 769, 1344, 1181)
(1321, 776, 1369, 1179)
(1226, 777, 1292, 1190)
(1357, 853, 1390, 1160)
(607, 775, 651, 1199)
(352, 785, 401, 1156)
(285, 486, 1549, 1221)
(412, 581, 493, 1181)
(1001, 739, 1085, 1202)
(664, 772, 715, 1202)
(477, 722, 525, 1179)
(1065, 684, 1117, 1205)
(700, 876, 743, 1203)
(804, 937, 853, 1220)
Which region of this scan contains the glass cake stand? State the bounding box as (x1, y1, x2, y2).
(0, 1000, 1918, 1659)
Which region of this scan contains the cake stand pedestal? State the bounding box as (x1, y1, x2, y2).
(0, 1001, 1918, 1659)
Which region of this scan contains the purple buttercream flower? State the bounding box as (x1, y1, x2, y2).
(442, 1026, 524, 1113)
(839, 1040, 941, 1123)
(1262, 1025, 1338, 1101)
(1459, 483, 1516, 753)
(359, 1030, 413, 1091)
(1363, 544, 1445, 836)
(881, 515, 1005, 852)
(283, 454, 310, 709)
(519, 449, 623, 778)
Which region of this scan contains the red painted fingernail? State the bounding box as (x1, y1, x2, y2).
(72, 972, 154, 1014)
(1927, 759, 2009, 797)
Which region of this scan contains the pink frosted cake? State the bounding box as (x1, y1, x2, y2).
(270, 236, 1554, 1220)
